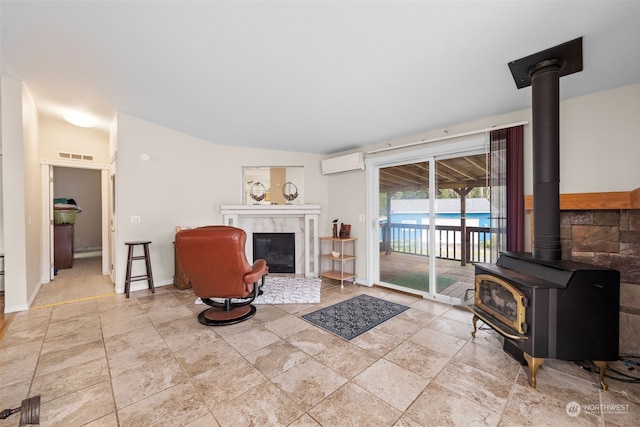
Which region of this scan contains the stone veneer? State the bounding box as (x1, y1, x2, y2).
(559, 209, 640, 356)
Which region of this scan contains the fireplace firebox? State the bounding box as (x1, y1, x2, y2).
(474, 274, 526, 334)
(253, 233, 295, 273)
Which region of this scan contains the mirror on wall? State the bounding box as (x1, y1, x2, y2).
(242, 166, 304, 205)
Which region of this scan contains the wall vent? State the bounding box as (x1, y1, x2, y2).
(58, 152, 95, 162)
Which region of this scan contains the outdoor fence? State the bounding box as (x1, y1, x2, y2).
(380, 222, 493, 264)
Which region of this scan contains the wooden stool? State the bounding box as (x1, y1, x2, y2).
(124, 241, 155, 298)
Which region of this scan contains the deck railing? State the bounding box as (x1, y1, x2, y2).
(381, 222, 493, 264)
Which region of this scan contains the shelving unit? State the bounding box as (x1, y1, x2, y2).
(320, 237, 356, 287)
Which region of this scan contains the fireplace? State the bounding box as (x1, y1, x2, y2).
(220, 204, 321, 277)
(470, 252, 620, 389)
(253, 233, 295, 273)
(466, 38, 620, 390)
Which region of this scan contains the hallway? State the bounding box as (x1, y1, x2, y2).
(1, 257, 113, 341)
(33, 256, 114, 308)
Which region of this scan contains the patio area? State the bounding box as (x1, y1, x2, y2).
(378, 252, 476, 301)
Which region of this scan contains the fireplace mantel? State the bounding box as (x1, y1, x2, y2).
(220, 204, 321, 216)
(220, 204, 321, 277)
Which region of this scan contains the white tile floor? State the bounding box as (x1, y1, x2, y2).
(1, 280, 638, 427)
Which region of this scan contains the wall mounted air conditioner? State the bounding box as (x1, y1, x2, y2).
(321, 152, 365, 175)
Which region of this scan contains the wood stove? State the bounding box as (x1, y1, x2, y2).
(466, 38, 621, 390)
(470, 252, 619, 389)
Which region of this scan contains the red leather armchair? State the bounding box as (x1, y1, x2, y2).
(175, 226, 268, 325)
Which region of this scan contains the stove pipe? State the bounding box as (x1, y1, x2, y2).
(530, 60, 562, 261)
(508, 37, 583, 262)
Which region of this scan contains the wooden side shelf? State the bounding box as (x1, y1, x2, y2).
(320, 237, 356, 287)
(319, 269, 356, 282)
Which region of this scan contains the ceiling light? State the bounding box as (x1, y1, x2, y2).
(63, 112, 95, 128)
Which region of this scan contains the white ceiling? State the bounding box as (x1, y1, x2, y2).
(2, 1, 639, 154)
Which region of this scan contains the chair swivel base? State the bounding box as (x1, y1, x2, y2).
(198, 305, 257, 326)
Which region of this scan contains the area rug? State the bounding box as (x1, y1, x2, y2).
(254, 276, 321, 304)
(195, 276, 321, 305)
(386, 272, 456, 293)
(301, 294, 409, 340)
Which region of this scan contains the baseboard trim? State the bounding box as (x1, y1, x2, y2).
(74, 250, 102, 259)
(115, 280, 172, 295)
(5, 302, 30, 313)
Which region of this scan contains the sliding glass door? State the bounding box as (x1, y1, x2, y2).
(368, 138, 489, 303)
(378, 161, 431, 294)
(432, 154, 491, 302)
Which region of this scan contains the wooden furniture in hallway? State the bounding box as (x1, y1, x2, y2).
(54, 224, 74, 269)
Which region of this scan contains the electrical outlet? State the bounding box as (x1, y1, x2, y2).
(74, 237, 80, 244)
(131, 216, 141, 224)
(359, 214, 365, 222)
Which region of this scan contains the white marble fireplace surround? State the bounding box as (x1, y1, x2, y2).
(220, 204, 321, 277)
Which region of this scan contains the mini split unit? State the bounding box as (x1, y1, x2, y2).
(321, 152, 365, 175)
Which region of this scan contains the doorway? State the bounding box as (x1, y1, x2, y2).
(366, 137, 490, 303)
(38, 163, 113, 306)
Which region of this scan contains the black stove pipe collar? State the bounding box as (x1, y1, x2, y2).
(531, 60, 562, 261)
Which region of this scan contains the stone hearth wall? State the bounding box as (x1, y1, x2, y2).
(559, 209, 640, 356)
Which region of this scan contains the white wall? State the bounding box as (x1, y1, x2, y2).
(327, 83, 640, 281)
(23, 82, 42, 305)
(38, 116, 110, 165)
(559, 83, 640, 193)
(325, 169, 366, 274)
(3, 80, 637, 308)
(360, 83, 640, 195)
(1, 76, 42, 312)
(114, 113, 328, 292)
